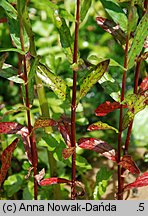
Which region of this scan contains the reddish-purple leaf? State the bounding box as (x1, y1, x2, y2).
(31, 131, 38, 167)
(78, 137, 116, 161)
(124, 172, 148, 191)
(96, 17, 126, 45)
(37, 177, 85, 196)
(119, 155, 140, 174)
(0, 122, 23, 134)
(0, 138, 19, 184)
(58, 122, 71, 147)
(0, 122, 32, 164)
(139, 76, 148, 93)
(95, 101, 127, 116)
(62, 147, 75, 160)
(33, 118, 57, 130)
(38, 177, 71, 186)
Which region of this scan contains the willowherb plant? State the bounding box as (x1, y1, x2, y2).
(0, 0, 148, 200)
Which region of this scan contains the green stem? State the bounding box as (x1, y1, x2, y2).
(22, 1, 61, 199)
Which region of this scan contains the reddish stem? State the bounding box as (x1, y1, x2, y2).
(123, 58, 142, 156)
(19, 19, 38, 200)
(0, 18, 7, 23)
(71, 0, 80, 200)
(117, 35, 129, 200)
(122, 0, 147, 174)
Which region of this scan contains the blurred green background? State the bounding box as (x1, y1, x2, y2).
(0, 0, 147, 200)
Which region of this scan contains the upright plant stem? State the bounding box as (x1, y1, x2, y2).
(124, 58, 142, 155)
(71, 0, 80, 200)
(19, 19, 38, 199)
(122, 0, 147, 180)
(117, 35, 129, 200)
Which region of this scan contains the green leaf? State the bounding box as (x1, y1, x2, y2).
(98, 72, 120, 102)
(17, 0, 26, 17)
(17, 0, 36, 55)
(93, 167, 112, 200)
(127, 6, 139, 35)
(53, 12, 73, 63)
(0, 48, 26, 55)
(27, 79, 34, 105)
(31, 0, 58, 11)
(0, 63, 24, 83)
(88, 56, 121, 101)
(3, 106, 29, 116)
(38, 134, 58, 152)
(128, 12, 148, 69)
(37, 62, 67, 101)
(76, 155, 92, 172)
(0, 0, 17, 19)
(88, 121, 119, 133)
(78, 60, 110, 103)
(0, 53, 8, 68)
(134, 0, 144, 9)
(134, 95, 147, 114)
(88, 55, 125, 70)
(122, 93, 147, 114)
(26, 56, 41, 105)
(8, 18, 29, 51)
(23, 181, 34, 200)
(28, 56, 41, 83)
(4, 173, 24, 197)
(100, 0, 128, 32)
(122, 110, 134, 130)
(80, 0, 92, 21)
(59, 8, 75, 22)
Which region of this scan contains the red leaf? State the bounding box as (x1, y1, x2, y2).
(119, 155, 140, 174)
(95, 101, 127, 116)
(37, 177, 85, 196)
(139, 76, 148, 93)
(78, 137, 116, 161)
(34, 118, 57, 130)
(38, 177, 71, 186)
(0, 122, 32, 164)
(124, 172, 148, 191)
(0, 122, 23, 134)
(96, 17, 126, 45)
(58, 122, 71, 147)
(62, 147, 75, 160)
(0, 138, 19, 184)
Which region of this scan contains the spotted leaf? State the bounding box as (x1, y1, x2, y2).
(88, 121, 118, 133)
(62, 147, 75, 160)
(119, 155, 140, 174)
(0, 138, 19, 184)
(95, 101, 127, 116)
(78, 137, 116, 161)
(124, 172, 148, 191)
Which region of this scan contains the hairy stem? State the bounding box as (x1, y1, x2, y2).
(117, 35, 129, 200)
(19, 19, 38, 200)
(71, 0, 80, 200)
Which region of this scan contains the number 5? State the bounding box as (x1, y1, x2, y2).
(139, 203, 144, 211)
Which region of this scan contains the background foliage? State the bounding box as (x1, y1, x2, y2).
(0, 0, 147, 200)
